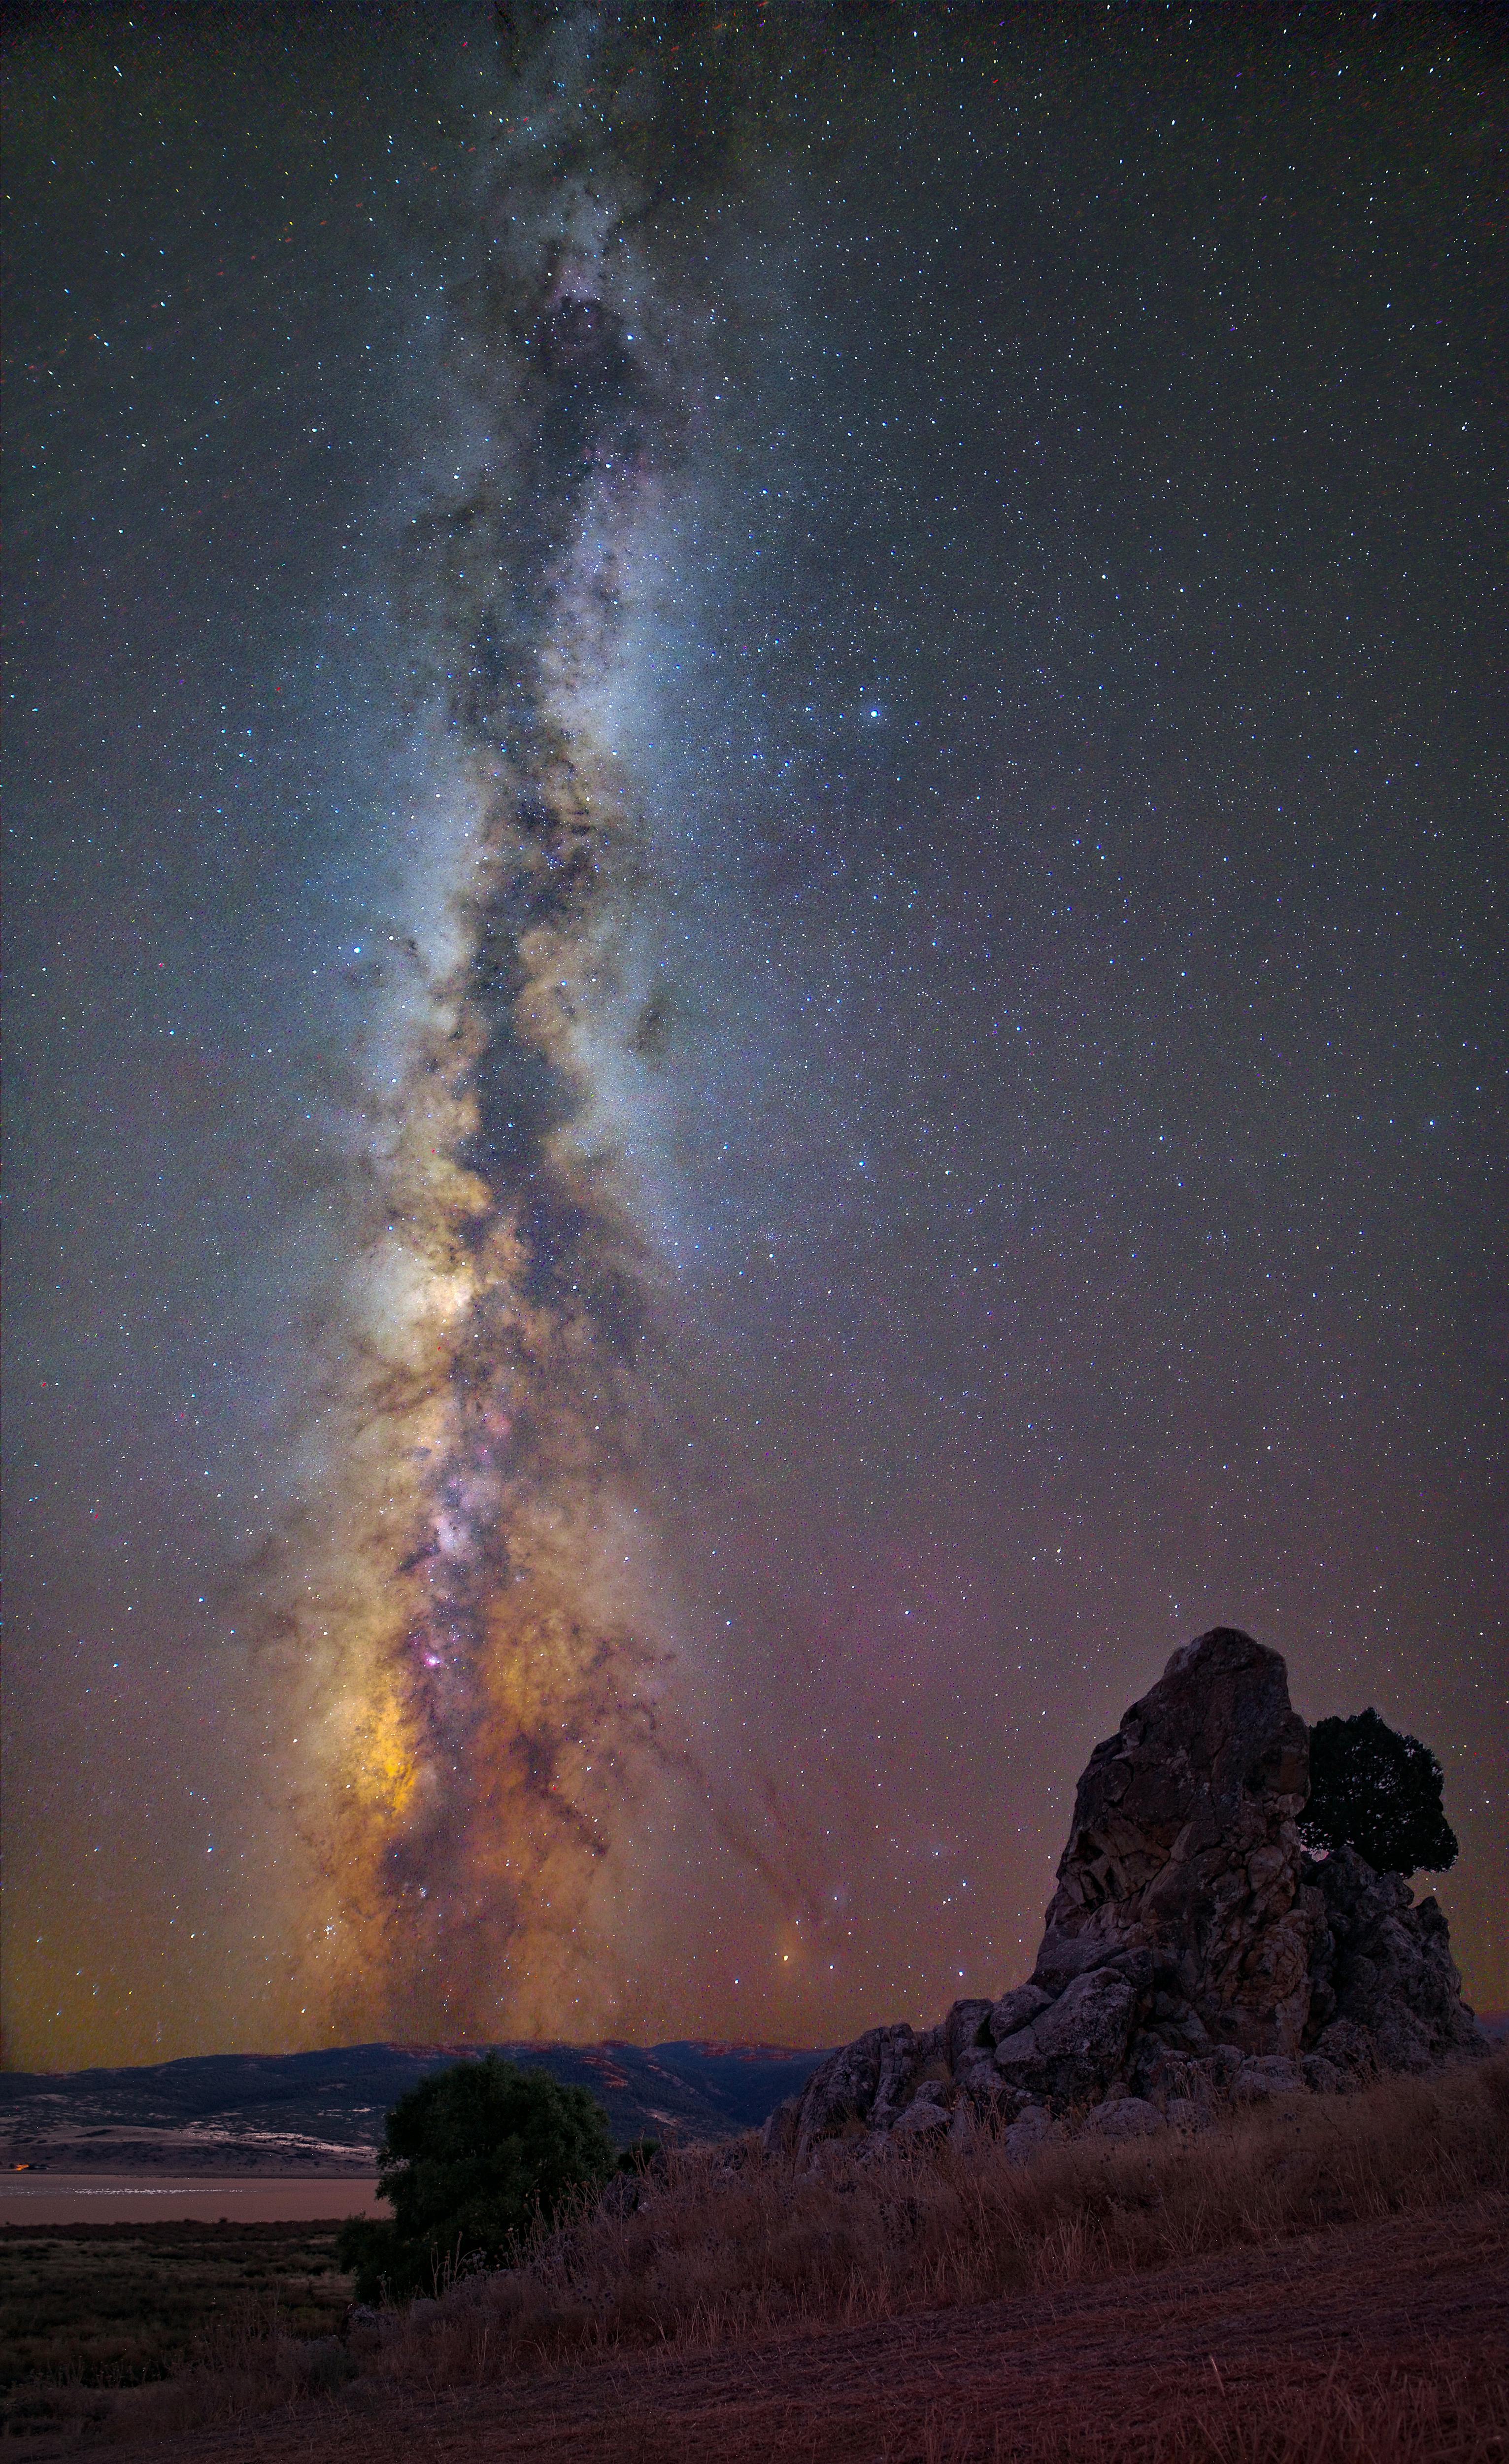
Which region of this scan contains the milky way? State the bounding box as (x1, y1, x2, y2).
(268, 16, 727, 2037)
(4, 4, 1505, 2067)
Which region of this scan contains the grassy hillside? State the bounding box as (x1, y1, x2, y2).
(3, 2052, 1503, 2460)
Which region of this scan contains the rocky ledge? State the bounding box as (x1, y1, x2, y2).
(766, 1628, 1487, 2165)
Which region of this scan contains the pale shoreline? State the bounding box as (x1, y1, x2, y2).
(0, 2176, 382, 2225)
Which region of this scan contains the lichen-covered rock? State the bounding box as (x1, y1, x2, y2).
(1087, 2094, 1163, 2140)
(889, 2084, 952, 2143)
(1001, 2105, 1056, 2163)
(762, 2021, 928, 2162)
(951, 2045, 1004, 2108)
(944, 1998, 995, 2068)
(989, 1983, 1052, 2044)
(767, 1628, 1487, 2164)
(1232, 2055, 1305, 2102)
(1306, 1845, 1486, 2072)
(761, 2025, 885, 2159)
(1300, 2052, 1346, 2095)
(1034, 1627, 1320, 2064)
(993, 1966, 1140, 2105)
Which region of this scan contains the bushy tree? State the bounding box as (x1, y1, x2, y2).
(1300, 1707, 1458, 1876)
(337, 2054, 616, 2303)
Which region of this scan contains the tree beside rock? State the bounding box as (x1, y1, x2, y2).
(1300, 1706, 1459, 1877)
(765, 1628, 1487, 2166)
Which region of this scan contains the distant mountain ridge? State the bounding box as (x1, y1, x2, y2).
(0, 2041, 829, 2174)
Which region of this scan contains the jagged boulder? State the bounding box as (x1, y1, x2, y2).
(762, 2021, 950, 2165)
(1010, 1625, 1321, 2098)
(1306, 1844, 1487, 2075)
(765, 1628, 1487, 2162)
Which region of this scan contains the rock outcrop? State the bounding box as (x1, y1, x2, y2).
(1305, 1844, 1487, 2078)
(766, 1629, 1487, 2163)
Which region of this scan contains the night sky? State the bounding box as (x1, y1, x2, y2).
(4, 3, 1504, 2072)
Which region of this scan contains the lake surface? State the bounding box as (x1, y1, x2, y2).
(0, 2175, 381, 2224)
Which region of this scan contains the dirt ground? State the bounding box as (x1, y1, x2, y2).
(94, 2195, 1508, 2464)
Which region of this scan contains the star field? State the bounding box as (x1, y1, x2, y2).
(2, 4, 1504, 2067)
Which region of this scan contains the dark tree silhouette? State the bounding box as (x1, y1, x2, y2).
(1300, 1707, 1458, 1875)
(337, 2053, 616, 2303)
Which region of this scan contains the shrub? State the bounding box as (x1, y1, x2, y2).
(336, 2053, 615, 2302)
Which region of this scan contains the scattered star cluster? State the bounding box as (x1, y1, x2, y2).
(3, 5, 1503, 2069)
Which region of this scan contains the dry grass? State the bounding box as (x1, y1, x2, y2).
(981, 2366, 1509, 2464)
(0, 2224, 350, 2447)
(420, 2341, 1509, 2464)
(29, 2051, 1507, 2457)
(344, 2048, 1509, 2389)
(100, 2332, 1509, 2464)
(541, 2355, 1509, 2464)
